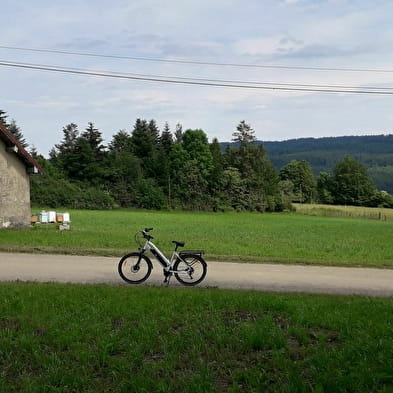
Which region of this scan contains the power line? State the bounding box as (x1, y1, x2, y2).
(1, 44, 393, 74)
(132, 72, 393, 91)
(1, 60, 393, 95)
(4, 59, 391, 91)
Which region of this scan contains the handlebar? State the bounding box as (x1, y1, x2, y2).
(134, 228, 154, 247)
(142, 228, 154, 240)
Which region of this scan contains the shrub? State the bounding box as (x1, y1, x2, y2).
(134, 178, 166, 210)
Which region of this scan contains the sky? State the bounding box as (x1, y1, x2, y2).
(2, 0, 393, 156)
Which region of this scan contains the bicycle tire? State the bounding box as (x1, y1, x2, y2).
(173, 254, 207, 286)
(118, 252, 152, 284)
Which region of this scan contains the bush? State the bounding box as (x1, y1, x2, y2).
(134, 178, 166, 210)
(31, 175, 115, 210)
(368, 191, 393, 208)
(74, 187, 115, 209)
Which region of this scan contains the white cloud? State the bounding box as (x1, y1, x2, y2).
(233, 36, 304, 57)
(283, 0, 303, 4)
(2, 0, 393, 155)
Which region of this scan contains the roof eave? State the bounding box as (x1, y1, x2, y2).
(0, 123, 44, 174)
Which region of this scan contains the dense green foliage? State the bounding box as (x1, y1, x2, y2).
(331, 156, 378, 206)
(316, 157, 393, 208)
(30, 156, 115, 209)
(2, 209, 393, 267)
(225, 135, 393, 194)
(257, 135, 393, 193)
(2, 107, 393, 210)
(0, 283, 392, 392)
(277, 156, 393, 208)
(32, 119, 285, 212)
(279, 160, 316, 203)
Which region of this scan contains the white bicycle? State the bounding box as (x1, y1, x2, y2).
(118, 228, 207, 286)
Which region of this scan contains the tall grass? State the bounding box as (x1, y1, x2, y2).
(1, 208, 393, 267)
(295, 203, 393, 221)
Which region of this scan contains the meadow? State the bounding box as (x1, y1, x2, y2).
(1, 208, 393, 268)
(0, 282, 392, 393)
(1, 209, 392, 392)
(295, 203, 393, 221)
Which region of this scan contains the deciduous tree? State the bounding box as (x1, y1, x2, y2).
(332, 156, 376, 206)
(279, 160, 316, 203)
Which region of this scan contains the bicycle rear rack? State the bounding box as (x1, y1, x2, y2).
(179, 250, 204, 257)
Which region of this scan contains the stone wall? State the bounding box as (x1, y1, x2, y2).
(0, 139, 31, 228)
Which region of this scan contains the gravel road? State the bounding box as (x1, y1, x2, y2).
(0, 252, 392, 297)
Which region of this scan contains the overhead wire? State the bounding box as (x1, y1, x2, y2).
(3, 59, 393, 91)
(1, 44, 393, 73)
(1, 60, 393, 95)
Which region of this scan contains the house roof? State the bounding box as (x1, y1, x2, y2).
(0, 122, 44, 174)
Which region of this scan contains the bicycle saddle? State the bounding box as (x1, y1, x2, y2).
(172, 240, 185, 248)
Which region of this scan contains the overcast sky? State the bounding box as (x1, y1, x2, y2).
(2, 0, 393, 155)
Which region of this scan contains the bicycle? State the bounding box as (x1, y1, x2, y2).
(118, 228, 207, 286)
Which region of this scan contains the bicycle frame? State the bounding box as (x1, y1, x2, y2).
(140, 238, 182, 272)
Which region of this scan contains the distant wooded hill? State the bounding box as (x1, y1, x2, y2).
(222, 135, 393, 193)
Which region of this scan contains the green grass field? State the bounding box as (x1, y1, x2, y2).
(1, 208, 393, 268)
(0, 282, 392, 393)
(2, 210, 392, 392)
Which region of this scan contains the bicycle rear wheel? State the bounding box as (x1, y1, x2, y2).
(173, 255, 207, 286)
(118, 252, 152, 284)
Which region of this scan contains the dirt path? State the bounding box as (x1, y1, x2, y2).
(0, 252, 392, 297)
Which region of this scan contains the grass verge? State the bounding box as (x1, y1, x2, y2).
(0, 282, 392, 393)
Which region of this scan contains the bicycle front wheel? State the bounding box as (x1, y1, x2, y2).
(173, 255, 207, 286)
(118, 252, 152, 284)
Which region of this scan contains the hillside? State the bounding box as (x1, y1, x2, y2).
(223, 135, 393, 192)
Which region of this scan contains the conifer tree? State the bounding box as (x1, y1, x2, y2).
(147, 119, 160, 145)
(232, 120, 256, 145)
(0, 109, 8, 127)
(8, 119, 28, 148)
(227, 121, 282, 211)
(108, 130, 132, 153)
(53, 123, 79, 155)
(29, 146, 39, 159)
(81, 122, 105, 154)
(131, 119, 153, 159)
(160, 122, 173, 154)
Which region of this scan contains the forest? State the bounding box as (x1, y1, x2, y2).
(250, 135, 393, 193)
(1, 109, 393, 211)
(30, 119, 285, 211)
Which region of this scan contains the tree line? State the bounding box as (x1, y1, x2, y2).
(257, 135, 393, 193)
(31, 119, 286, 211)
(1, 109, 392, 210)
(279, 157, 393, 208)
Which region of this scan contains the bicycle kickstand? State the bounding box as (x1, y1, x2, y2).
(163, 270, 172, 287)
